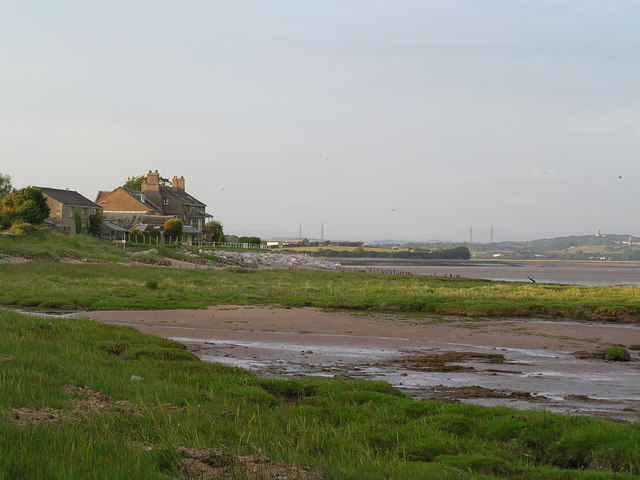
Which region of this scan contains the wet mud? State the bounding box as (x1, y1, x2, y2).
(78, 307, 640, 422)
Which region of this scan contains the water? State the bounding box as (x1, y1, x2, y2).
(344, 261, 640, 286)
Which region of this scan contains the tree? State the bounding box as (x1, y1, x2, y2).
(0, 173, 12, 201)
(0, 187, 50, 225)
(123, 174, 170, 190)
(238, 236, 261, 245)
(87, 210, 103, 237)
(122, 175, 146, 190)
(204, 220, 225, 242)
(163, 219, 183, 237)
(74, 209, 83, 234)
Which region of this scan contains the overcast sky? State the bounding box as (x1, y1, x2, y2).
(1, 1, 638, 241)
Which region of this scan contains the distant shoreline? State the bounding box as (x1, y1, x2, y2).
(330, 258, 640, 267)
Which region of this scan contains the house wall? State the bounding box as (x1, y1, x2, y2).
(44, 197, 102, 233)
(96, 188, 150, 213)
(158, 192, 188, 222)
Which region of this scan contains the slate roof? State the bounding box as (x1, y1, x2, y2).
(38, 187, 100, 208)
(103, 213, 176, 230)
(102, 221, 128, 232)
(190, 208, 213, 218)
(160, 186, 206, 207)
(122, 189, 162, 211)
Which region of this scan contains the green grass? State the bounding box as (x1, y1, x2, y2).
(0, 261, 639, 321)
(604, 346, 631, 361)
(1, 310, 638, 479)
(0, 230, 133, 262)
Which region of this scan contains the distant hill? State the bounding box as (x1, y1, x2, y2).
(370, 234, 640, 261)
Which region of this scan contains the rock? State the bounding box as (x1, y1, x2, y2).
(199, 249, 340, 271)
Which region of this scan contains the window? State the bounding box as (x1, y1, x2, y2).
(163, 198, 169, 206)
(69, 207, 73, 218)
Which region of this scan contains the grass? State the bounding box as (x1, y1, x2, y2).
(604, 346, 631, 361)
(0, 261, 639, 321)
(0, 229, 133, 262)
(1, 309, 639, 479)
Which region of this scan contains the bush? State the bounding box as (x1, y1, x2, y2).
(87, 210, 103, 236)
(163, 219, 183, 237)
(238, 236, 261, 245)
(604, 346, 631, 361)
(0, 211, 11, 230)
(0, 187, 50, 224)
(6, 222, 42, 236)
(145, 280, 159, 290)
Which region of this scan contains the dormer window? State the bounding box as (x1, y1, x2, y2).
(163, 198, 169, 206)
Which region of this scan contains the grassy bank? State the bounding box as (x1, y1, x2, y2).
(0, 261, 639, 320)
(1, 310, 638, 479)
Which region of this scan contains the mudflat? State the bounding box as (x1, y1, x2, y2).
(79, 306, 640, 421)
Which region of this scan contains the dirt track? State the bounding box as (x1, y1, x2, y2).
(78, 306, 640, 421)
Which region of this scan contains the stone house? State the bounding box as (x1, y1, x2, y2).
(96, 171, 212, 231)
(38, 187, 103, 233)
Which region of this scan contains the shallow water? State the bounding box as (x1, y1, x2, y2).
(344, 262, 640, 286)
(18, 306, 639, 422)
(180, 332, 640, 422)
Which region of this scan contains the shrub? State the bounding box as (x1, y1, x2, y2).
(145, 280, 159, 290)
(0, 187, 50, 224)
(87, 210, 103, 236)
(6, 222, 39, 236)
(238, 236, 261, 245)
(73, 209, 83, 234)
(163, 219, 183, 237)
(204, 220, 225, 242)
(604, 346, 631, 361)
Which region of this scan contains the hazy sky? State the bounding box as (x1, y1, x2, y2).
(2, 1, 639, 241)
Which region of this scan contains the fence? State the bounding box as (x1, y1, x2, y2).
(120, 235, 270, 250)
(198, 241, 271, 250)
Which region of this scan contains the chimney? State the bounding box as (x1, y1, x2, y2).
(141, 170, 160, 192)
(172, 175, 185, 191)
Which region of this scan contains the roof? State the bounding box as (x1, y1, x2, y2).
(182, 225, 201, 234)
(95, 191, 111, 202)
(190, 208, 213, 218)
(160, 186, 206, 207)
(101, 221, 128, 232)
(38, 187, 101, 208)
(103, 212, 177, 230)
(131, 224, 164, 233)
(123, 189, 162, 211)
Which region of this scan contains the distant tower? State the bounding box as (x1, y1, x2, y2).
(469, 226, 473, 253)
(299, 223, 302, 238)
(490, 225, 494, 245)
(321, 223, 324, 242)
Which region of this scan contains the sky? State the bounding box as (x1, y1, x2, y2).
(1, 1, 639, 242)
